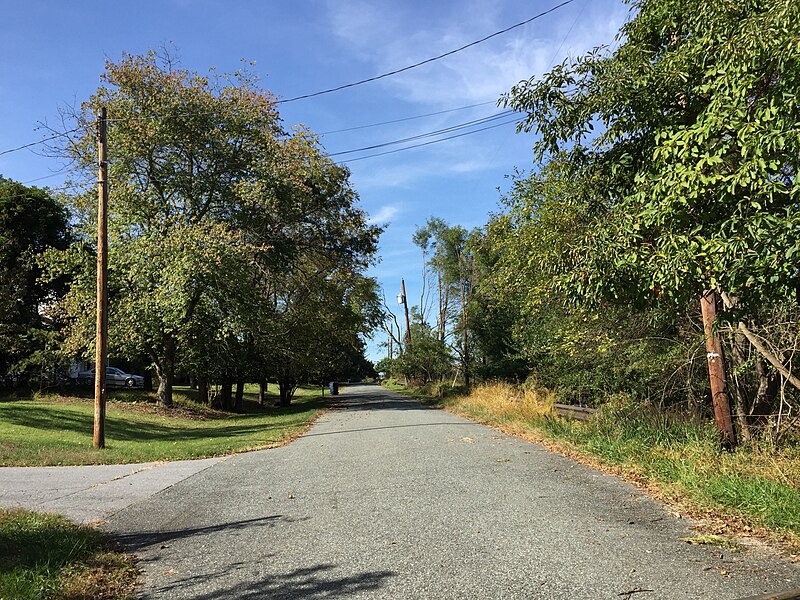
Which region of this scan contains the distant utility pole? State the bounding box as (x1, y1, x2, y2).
(700, 290, 737, 450)
(94, 108, 108, 450)
(400, 279, 411, 351)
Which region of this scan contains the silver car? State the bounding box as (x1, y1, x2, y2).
(78, 367, 144, 388)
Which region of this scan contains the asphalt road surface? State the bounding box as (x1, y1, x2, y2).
(106, 383, 799, 599)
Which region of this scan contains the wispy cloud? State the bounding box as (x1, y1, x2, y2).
(367, 204, 401, 224)
(325, 0, 629, 107)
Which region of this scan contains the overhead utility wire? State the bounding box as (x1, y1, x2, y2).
(0, 182, 86, 202)
(277, 0, 577, 104)
(328, 110, 515, 157)
(23, 170, 69, 184)
(0, 1, 574, 156)
(340, 117, 522, 163)
(7, 117, 520, 190)
(320, 100, 496, 135)
(0, 127, 82, 157)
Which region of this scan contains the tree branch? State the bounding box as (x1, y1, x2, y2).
(719, 291, 800, 391)
(736, 320, 800, 391)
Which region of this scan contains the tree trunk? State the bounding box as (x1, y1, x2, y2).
(220, 376, 233, 411)
(259, 379, 268, 405)
(234, 378, 244, 412)
(156, 335, 176, 407)
(460, 282, 470, 389)
(197, 376, 208, 405)
(752, 357, 779, 418)
(728, 328, 752, 442)
(278, 377, 294, 407)
(438, 269, 446, 343)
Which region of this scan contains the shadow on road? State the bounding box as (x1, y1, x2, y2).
(301, 421, 478, 439)
(112, 515, 304, 553)
(329, 392, 435, 413)
(154, 563, 396, 599)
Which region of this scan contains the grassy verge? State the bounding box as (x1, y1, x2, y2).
(388, 380, 800, 550)
(0, 385, 326, 466)
(0, 508, 138, 600)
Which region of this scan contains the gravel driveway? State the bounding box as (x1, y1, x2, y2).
(103, 383, 797, 599)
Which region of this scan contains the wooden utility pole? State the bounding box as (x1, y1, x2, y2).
(401, 278, 412, 351)
(700, 290, 737, 449)
(94, 108, 108, 450)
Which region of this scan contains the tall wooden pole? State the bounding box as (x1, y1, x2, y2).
(700, 290, 737, 449)
(94, 108, 108, 449)
(401, 278, 411, 351)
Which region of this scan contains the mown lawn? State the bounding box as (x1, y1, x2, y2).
(0, 385, 326, 466)
(0, 508, 138, 600)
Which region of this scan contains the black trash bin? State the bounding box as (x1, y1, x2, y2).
(328, 381, 339, 395)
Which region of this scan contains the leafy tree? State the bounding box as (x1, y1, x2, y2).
(0, 178, 71, 385)
(258, 266, 381, 405)
(412, 220, 480, 387)
(504, 0, 799, 310)
(412, 217, 451, 341)
(50, 51, 380, 406)
(394, 316, 453, 385)
(501, 0, 800, 433)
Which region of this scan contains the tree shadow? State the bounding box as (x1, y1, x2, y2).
(110, 515, 303, 553)
(0, 403, 314, 443)
(152, 562, 396, 599)
(301, 421, 477, 439)
(110, 516, 396, 599)
(329, 395, 435, 413)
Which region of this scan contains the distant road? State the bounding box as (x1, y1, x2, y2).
(107, 383, 798, 599)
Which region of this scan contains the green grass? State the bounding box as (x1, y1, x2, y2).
(0, 508, 137, 600)
(538, 411, 800, 534)
(0, 385, 327, 466)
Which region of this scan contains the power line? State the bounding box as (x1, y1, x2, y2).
(0, 182, 85, 202)
(0, 1, 575, 157)
(328, 110, 515, 157)
(277, 0, 577, 104)
(320, 101, 497, 135)
(0, 127, 82, 158)
(23, 169, 70, 184)
(339, 117, 522, 163)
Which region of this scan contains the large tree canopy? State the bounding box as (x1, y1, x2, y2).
(48, 51, 380, 405)
(503, 0, 800, 311)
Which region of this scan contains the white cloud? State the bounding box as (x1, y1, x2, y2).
(324, 0, 629, 108)
(367, 204, 401, 224)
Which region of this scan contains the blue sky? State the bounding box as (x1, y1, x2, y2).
(0, 0, 629, 361)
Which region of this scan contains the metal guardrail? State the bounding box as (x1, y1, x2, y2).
(554, 403, 598, 421)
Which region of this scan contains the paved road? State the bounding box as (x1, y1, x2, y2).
(103, 383, 799, 599)
(0, 457, 226, 523)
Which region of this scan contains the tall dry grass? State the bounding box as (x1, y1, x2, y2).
(445, 381, 556, 424)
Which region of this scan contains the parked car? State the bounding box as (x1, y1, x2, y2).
(77, 367, 144, 388)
